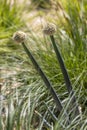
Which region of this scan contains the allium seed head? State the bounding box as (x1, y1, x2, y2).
(43, 23, 56, 36)
(13, 31, 27, 43)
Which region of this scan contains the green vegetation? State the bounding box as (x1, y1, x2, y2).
(0, 0, 87, 130)
(31, 0, 51, 9)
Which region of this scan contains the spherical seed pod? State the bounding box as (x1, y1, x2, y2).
(43, 23, 56, 36)
(13, 31, 27, 43)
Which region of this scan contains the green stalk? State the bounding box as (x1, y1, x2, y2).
(50, 35, 80, 116)
(21, 42, 63, 112)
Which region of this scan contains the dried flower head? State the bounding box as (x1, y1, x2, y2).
(13, 31, 27, 43)
(43, 23, 56, 36)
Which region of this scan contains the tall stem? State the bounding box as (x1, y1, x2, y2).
(22, 42, 63, 112)
(50, 35, 80, 116)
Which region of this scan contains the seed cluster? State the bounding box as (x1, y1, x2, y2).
(43, 23, 56, 36)
(13, 31, 27, 43)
